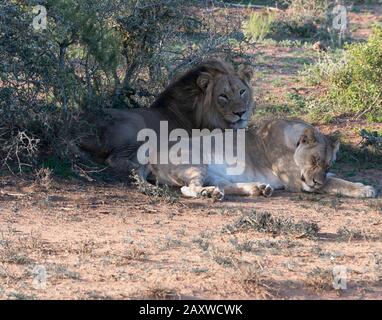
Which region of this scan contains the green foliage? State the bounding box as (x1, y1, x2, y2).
(304, 26, 382, 122)
(329, 129, 382, 175)
(285, 0, 330, 13)
(48, 0, 121, 72)
(271, 13, 327, 40)
(285, 92, 307, 114)
(41, 156, 76, 178)
(243, 3, 330, 44)
(271, 0, 331, 41)
(243, 11, 275, 43)
(360, 129, 382, 150)
(0, 0, 239, 174)
(0, 1, 122, 174)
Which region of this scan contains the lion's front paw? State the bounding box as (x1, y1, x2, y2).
(200, 186, 225, 201)
(258, 184, 274, 197)
(181, 186, 198, 198)
(356, 185, 377, 198)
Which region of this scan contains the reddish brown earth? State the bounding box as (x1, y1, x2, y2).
(0, 164, 381, 300)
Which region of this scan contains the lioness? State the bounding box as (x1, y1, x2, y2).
(81, 59, 254, 171)
(140, 119, 377, 200)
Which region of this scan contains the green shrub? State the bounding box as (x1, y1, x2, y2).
(243, 11, 275, 43)
(286, 0, 330, 13)
(270, 1, 331, 42)
(243, 5, 330, 44)
(304, 26, 382, 122)
(271, 13, 328, 40)
(0, 0, 239, 174)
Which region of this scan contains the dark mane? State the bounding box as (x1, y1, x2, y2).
(148, 59, 237, 130)
(150, 59, 235, 128)
(150, 59, 235, 110)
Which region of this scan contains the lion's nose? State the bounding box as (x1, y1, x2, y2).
(233, 111, 246, 118)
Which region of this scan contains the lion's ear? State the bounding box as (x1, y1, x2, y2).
(197, 72, 212, 92)
(238, 64, 253, 84)
(299, 127, 317, 146)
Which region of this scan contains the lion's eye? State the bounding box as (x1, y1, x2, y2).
(240, 89, 246, 96)
(219, 94, 229, 101)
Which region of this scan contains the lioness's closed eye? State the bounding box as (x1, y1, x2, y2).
(293, 127, 339, 192)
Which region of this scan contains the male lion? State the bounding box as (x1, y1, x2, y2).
(81, 59, 254, 171)
(139, 119, 377, 200)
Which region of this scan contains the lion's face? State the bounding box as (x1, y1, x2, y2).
(212, 73, 253, 129)
(293, 128, 340, 192)
(196, 63, 254, 130)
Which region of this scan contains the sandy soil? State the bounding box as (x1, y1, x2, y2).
(0, 170, 381, 300)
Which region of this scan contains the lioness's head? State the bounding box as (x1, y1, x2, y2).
(293, 127, 340, 192)
(196, 63, 254, 129)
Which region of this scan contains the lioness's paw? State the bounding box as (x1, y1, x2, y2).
(356, 185, 377, 198)
(212, 187, 225, 201)
(259, 184, 274, 197)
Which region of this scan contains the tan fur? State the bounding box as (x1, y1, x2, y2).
(80, 59, 254, 171)
(144, 119, 377, 200)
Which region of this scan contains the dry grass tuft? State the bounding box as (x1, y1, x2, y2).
(223, 210, 319, 238)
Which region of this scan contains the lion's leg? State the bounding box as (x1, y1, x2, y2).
(318, 177, 377, 198)
(222, 182, 273, 197)
(106, 152, 139, 173)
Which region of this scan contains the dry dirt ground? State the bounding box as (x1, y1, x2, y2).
(1, 4, 382, 300)
(0, 172, 381, 300)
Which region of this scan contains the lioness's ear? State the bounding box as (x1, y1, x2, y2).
(238, 64, 253, 84)
(327, 131, 341, 157)
(197, 72, 212, 92)
(299, 127, 317, 145)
